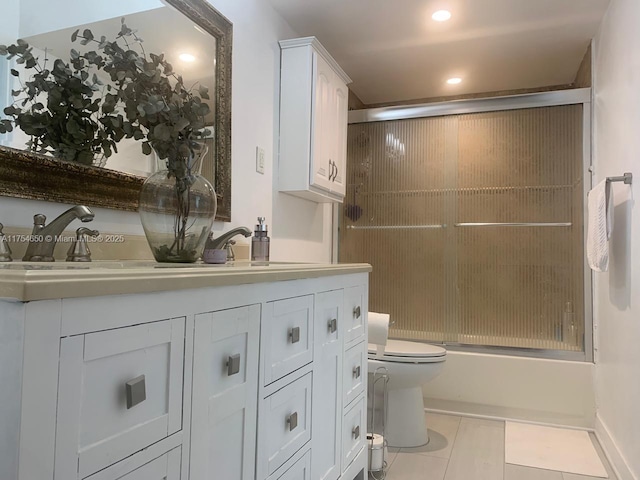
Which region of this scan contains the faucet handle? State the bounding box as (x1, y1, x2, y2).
(66, 228, 99, 262)
(223, 239, 236, 262)
(0, 223, 12, 262)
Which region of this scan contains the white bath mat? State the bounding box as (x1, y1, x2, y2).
(505, 422, 608, 478)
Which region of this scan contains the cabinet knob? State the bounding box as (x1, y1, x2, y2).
(353, 306, 361, 319)
(328, 318, 337, 333)
(287, 411, 298, 431)
(352, 425, 360, 439)
(289, 326, 301, 344)
(226, 354, 241, 376)
(353, 365, 361, 378)
(125, 375, 146, 409)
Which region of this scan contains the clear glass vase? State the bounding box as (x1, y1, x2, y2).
(139, 143, 217, 263)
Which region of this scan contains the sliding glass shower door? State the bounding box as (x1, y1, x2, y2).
(339, 102, 586, 356)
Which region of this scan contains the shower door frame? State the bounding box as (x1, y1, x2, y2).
(340, 88, 593, 362)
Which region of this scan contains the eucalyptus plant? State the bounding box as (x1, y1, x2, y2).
(71, 20, 212, 179)
(68, 20, 214, 261)
(0, 40, 125, 165)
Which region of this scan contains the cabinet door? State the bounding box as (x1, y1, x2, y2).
(191, 305, 260, 480)
(270, 450, 311, 480)
(259, 372, 313, 476)
(311, 51, 336, 193)
(330, 74, 348, 197)
(342, 395, 366, 474)
(312, 290, 343, 480)
(55, 319, 184, 480)
(344, 285, 366, 348)
(262, 295, 314, 385)
(83, 447, 181, 480)
(343, 341, 365, 408)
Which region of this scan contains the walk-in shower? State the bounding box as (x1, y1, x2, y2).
(339, 90, 591, 361)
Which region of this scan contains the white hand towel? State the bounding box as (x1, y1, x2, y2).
(587, 179, 614, 272)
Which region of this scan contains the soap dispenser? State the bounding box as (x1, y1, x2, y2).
(251, 217, 270, 262)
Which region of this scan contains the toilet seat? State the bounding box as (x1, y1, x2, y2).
(368, 339, 446, 364)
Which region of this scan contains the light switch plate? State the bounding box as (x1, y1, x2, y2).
(256, 146, 265, 174)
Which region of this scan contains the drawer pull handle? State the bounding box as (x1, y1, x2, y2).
(352, 425, 360, 439)
(353, 306, 361, 319)
(289, 327, 300, 344)
(287, 412, 298, 431)
(226, 354, 241, 376)
(353, 365, 361, 378)
(125, 375, 146, 409)
(328, 318, 337, 333)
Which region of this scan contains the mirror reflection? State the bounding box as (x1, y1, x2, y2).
(0, 0, 233, 221)
(0, 0, 217, 181)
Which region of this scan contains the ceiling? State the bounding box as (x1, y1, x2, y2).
(268, 0, 610, 106)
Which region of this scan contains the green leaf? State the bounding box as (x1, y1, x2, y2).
(142, 141, 152, 155)
(198, 85, 209, 100)
(0, 45, 8, 56)
(10, 69, 19, 76)
(71, 29, 79, 42)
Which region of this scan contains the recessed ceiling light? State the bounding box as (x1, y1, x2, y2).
(446, 77, 462, 85)
(432, 10, 452, 22)
(179, 53, 196, 62)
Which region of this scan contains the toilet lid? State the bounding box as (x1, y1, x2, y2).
(368, 339, 447, 359)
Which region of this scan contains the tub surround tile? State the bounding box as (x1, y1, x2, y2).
(444, 418, 505, 480)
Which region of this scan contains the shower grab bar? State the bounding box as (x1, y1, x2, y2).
(454, 222, 572, 227)
(345, 224, 446, 230)
(606, 172, 633, 184)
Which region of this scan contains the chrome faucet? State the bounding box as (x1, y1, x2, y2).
(22, 206, 95, 261)
(205, 227, 252, 251)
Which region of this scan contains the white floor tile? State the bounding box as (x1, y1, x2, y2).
(381, 415, 617, 480)
(400, 413, 461, 460)
(506, 464, 563, 480)
(444, 418, 505, 480)
(385, 452, 448, 480)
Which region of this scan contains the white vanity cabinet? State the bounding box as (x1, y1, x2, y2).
(0, 265, 369, 480)
(278, 36, 351, 203)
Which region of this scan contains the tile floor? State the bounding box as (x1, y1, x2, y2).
(373, 413, 617, 480)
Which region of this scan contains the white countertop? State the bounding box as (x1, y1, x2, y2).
(0, 260, 372, 302)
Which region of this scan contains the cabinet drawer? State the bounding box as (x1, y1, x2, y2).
(343, 341, 365, 407)
(342, 395, 366, 473)
(83, 446, 181, 480)
(260, 372, 312, 476)
(269, 449, 311, 480)
(263, 295, 313, 385)
(344, 286, 365, 347)
(55, 319, 185, 479)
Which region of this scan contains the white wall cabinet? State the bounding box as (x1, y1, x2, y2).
(1, 271, 369, 480)
(278, 36, 352, 203)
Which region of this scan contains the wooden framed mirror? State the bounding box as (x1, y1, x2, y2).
(0, 0, 232, 221)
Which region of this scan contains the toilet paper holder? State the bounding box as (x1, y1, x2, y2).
(368, 366, 389, 479)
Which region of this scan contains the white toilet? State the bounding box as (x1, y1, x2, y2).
(368, 339, 447, 448)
